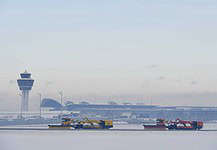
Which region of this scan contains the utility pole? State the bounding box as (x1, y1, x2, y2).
(38, 93, 42, 119)
(59, 91, 63, 118)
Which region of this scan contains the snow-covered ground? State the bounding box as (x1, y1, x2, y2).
(0, 124, 217, 150)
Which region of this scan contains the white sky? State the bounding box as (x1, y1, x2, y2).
(0, 0, 217, 111)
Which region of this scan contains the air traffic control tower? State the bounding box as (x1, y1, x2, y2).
(17, 70, 34, 112)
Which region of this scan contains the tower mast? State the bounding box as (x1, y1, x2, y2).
(17, 70, 34, 112)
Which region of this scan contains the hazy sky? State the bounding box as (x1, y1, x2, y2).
(1, 0, 217, 111)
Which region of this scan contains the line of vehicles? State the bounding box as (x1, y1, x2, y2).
(48, 118, 113, 130)
(143, 118, 203, 131)
(48, 117, 203, 131)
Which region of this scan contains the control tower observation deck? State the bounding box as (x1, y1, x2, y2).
(17, 70, 34, 112)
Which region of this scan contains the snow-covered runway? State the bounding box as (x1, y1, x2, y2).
(1, 124, 217, 150)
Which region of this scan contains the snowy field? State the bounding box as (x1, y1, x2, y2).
(0, 124, 217, 150)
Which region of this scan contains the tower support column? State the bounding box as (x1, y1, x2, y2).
(22, 90, 29, 112)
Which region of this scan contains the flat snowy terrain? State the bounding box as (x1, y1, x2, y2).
(1, 124, 217, 150)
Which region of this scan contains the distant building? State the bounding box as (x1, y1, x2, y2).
(64, 101, 74, 106)
(79, 101, 89, 105)
(122, 102, 132, 105)
(107, 101, 118, 105)
(41, 98, 62, 110)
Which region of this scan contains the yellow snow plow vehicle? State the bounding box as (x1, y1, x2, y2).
(48, 118, 113, 130)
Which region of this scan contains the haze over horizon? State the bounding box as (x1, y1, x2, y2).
(1, 0, 217, 111)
